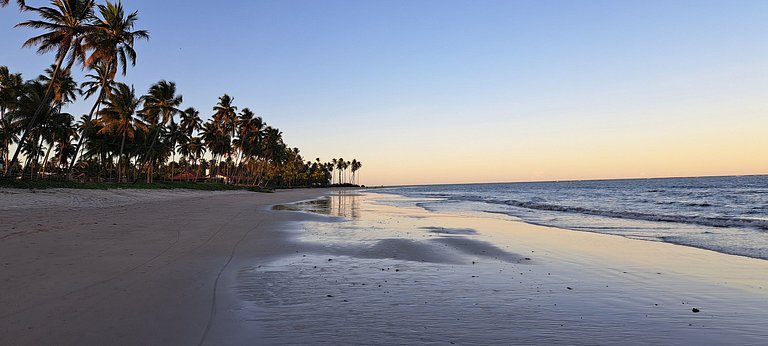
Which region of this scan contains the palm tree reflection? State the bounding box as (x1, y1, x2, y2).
(279, 190, 361, 219)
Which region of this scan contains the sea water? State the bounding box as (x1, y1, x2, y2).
(374, 175, 768, 260)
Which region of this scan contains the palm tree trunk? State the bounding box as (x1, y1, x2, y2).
(118, 132, 126, 182)
(6, 54, 65, 177)
(143, 125, 163, 183)
(66, 87, 106, 179)
(40, 143, 53, 178)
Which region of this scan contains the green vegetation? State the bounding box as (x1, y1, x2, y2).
(0, 177, 243, 190)
(0, 1, 362, 189)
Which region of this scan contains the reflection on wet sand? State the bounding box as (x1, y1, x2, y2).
(273, 190, 362, 219)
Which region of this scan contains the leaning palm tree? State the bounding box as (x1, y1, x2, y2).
(67, 0, 149, 177)
(96, 82, 142, 182)
(7, 0, 95, 176)
(9, 80, 56, 177)
(140, 80, 181, 182)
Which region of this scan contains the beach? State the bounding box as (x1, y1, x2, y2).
(1, 188, 767, 345)
(0, 188, 328, 345)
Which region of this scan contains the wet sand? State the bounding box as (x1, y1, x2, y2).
(2, 188, 767, 345)
(253, 191, 768, 345)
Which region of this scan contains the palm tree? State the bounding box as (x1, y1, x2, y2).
(212, 94, 237, 137)
(331, 158, 338, 184)
(9, 80, 55, 170)
(0, 66, 24, 170)
(97, 82, 142, 182)
(165, 120, 184, 179)
(140, 80, 181, 182)
(7, 0, 95, 176)
(335, 158, 345, 184)
(179, 106, 201, 136)
(39, 111, 76, 176)
(67, 1, 149, 177)
(38, 65, 79, 109)
(188, 136, 205, 179)
(36, 66, 78, 177)
(351, 159, 362, 185)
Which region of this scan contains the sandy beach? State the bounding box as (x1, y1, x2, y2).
(2, 188, 767, 345)
(0, 188, 328, 345)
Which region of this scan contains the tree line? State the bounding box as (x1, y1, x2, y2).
(0, 0, 362, 188)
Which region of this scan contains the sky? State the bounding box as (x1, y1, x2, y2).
(1, 0, 767, 185)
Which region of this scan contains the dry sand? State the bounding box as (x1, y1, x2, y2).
(0, 188, 328, 345)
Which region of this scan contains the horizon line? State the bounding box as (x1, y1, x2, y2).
(368, 172, 768, 188)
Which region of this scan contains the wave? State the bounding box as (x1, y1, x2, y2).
(447, 196, 768, 231)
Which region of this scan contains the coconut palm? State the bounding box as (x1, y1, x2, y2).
(36, 66, 79, 177)
(351, 159, 362, 185)
(0, 66, 24, 170)
(7, 0, 95, 176)
(9, 80, 55, 171)
(212, 94, 237, 137)
(39, 110, 75, 176)
(165, 120, 184, 178)
(37, 64, 79, 109)
(67, 1, 148, 177)
(140, 80, 181, 182)
(97, 82, 142, 181)
(179, 106, 201, 137)
(335, 158, 346, 184)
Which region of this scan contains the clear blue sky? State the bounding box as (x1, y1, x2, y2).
(2, 0, 767, 184)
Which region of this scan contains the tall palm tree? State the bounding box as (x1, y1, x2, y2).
(351, 159, 362, 185)
(210, 94, 238, 179)
(165, 120, 184, 178)
(9, 80, 57, 177)
(140, 80, 181, 182)
(67, 0, 148, 177)
(0, 66, 24, 170)
(335, 158, 345, 184)
(7, 0, 95, 176)
(212, 94, 237, 137)
(36, 66, 79, 177)
(331, 158, 338, 184)
(97, 82, 141, 182)
(188, 136, 205, 179)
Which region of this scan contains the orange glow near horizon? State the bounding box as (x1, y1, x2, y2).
(312, 102, 768, 186)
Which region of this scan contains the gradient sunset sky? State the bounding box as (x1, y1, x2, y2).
(2, 0, 766, 185)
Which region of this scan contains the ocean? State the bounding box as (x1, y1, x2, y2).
(373, 175, 768, 260)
